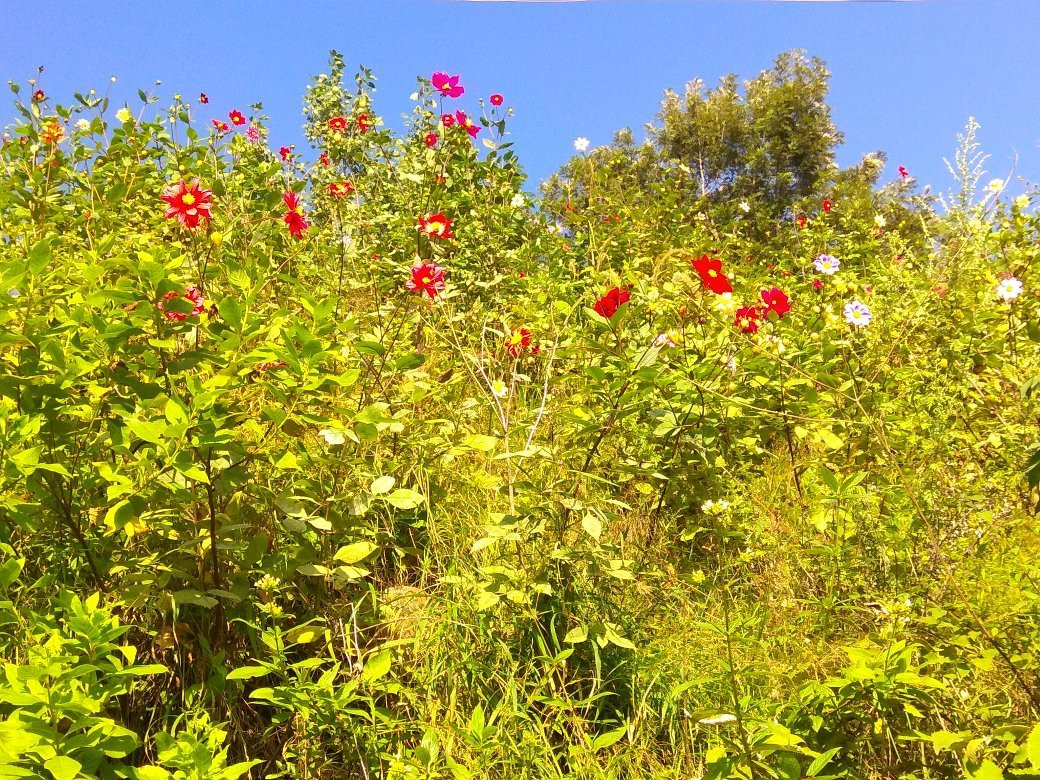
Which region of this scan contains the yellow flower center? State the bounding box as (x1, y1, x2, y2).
(182, 193, 196, 206)
(422, 276, 431, 284)
(708, 269, 717, 277)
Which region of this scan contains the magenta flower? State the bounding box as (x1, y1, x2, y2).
(432, 72, 464, 99)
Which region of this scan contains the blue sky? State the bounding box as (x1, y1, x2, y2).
(2, 1, 1038, 195)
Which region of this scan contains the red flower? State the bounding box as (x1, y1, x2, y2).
(734, 306, 760, 334)
(431, 72, 464, 99)
(328, 181, 354, 198)
(199, 92, 209, 104)
(490, 93, 504, 106)
(898, 166, 909, 178)
(158, 285, 205, 322)
(454, 110, 480, 138)
(32, 90, 44, 102)
(424, 132, 438, 147)
(279, 146, 291, 161)
(505, 327, 532, 357)
(357, 114, 372, 132)
(211, 119, 229, 132)
(406, 261, 445, 299)
(161, 179, 213, 229)
(282, 191, 309, 239)
(319, 152, 330, 167)
(594, 286, 630, 319)
(822, 199, 833, 212)
(690, 255, 733, 295)
(441, 113, 455, 127)
(418, 213, 454, 239)
(328, 116, 347, 132)
(760, 288, 790, 318)
(795, 215, 807, 229)
(229, 110, 246, 126)
(812, 279, 824, 291)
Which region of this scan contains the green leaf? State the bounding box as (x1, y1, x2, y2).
(362, 649, 392, 682)
(384, 488, 424, 509)
(370, 476, 395, 495)
(226, 665, 270, 681)
(1026, 722, 1040, 769)
(581, 513, 602, 540)
(333, 541, 377, 564)
(592, 725, 628, 752)
(973, 760, 1003, 780)
(563, 625, 588, 644)
(44, 756, 82, 780)
(125, 417, 167, 445)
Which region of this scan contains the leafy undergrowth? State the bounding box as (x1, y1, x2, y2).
(1, 51, 1039, 780)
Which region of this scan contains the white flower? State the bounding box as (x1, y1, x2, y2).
(987, 178, 1005, 194)
(654, 332, 675, 348)
(490, 379, 508, 398)
(115, 107, 132, 123)
(725, 356, 737, 374)
(75, 118, 90, 131)
(701, 500, 714, 511)
(713, 292, 737, 315)
(573, 136, 590, 153)
(874, 214, 887, 228)
(319, 428, 345, 445)
(844, 300, 873, 328)
(814, 254, 840, 275)
(996, 276, 1023, 301)
(698, 714, 738, 726)
(738, 200, 751, 213)
(1014, 195, 1030, 210)
(6, 288, 19, 298)
(510, 193, 526, 209)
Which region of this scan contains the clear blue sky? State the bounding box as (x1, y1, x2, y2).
(2, 1, 1038, 195)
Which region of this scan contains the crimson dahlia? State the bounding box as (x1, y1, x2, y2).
(161, 179, 213, 229)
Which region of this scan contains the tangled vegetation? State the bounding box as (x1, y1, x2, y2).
(1, 50, 1039, 779)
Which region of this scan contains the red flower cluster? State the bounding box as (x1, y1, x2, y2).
(161, 179, 213, 229)
(734, 306, 760, 334)
(594, 286, 630, 319)
(691, 255, 733, 294)
(319, 152, 330, 167)
(760, 287, 790, 318)
(283, 191, 308, 238)
(328, 181, 354, 198)
(432, 72, 464, 98)
(505, 327, 532, 357)
(406, 261, 445, 299)
(229, 110, 246, 126)
(158, 285, 205, 322)
(419, 213, 454, 239)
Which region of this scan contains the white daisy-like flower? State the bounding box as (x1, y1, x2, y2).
(713, 292, 738, 315)
(996, 276, 1023, 301)
(814, 254, 840, 275)
(75, 118, 90, 131)
(987, 178, 1005, 194)
(491, 379, 508, 398)
(1014, 195, 1030, 210)
(874, 214, 887, 228)
(510, 193, 526, 208)
(573, 136, 590, 153)
(738, 201, 751, 213)
(844, 300, 873, 328)
(319, 428, 346, 445)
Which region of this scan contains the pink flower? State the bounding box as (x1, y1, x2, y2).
(898, 166, 909, 178)
(406, 261, 446, 299)
(454, 110, 480, 139)
(245, 125, 260, 144)
(441, 113, 455, 128)
(490, 94, 504, 106)
(424, 132, 438, 147)
(431, 72, 464, 99)
(199, 92, 209, 104)
(279, 146, 292, 161)
(158, 285, 205, 322)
